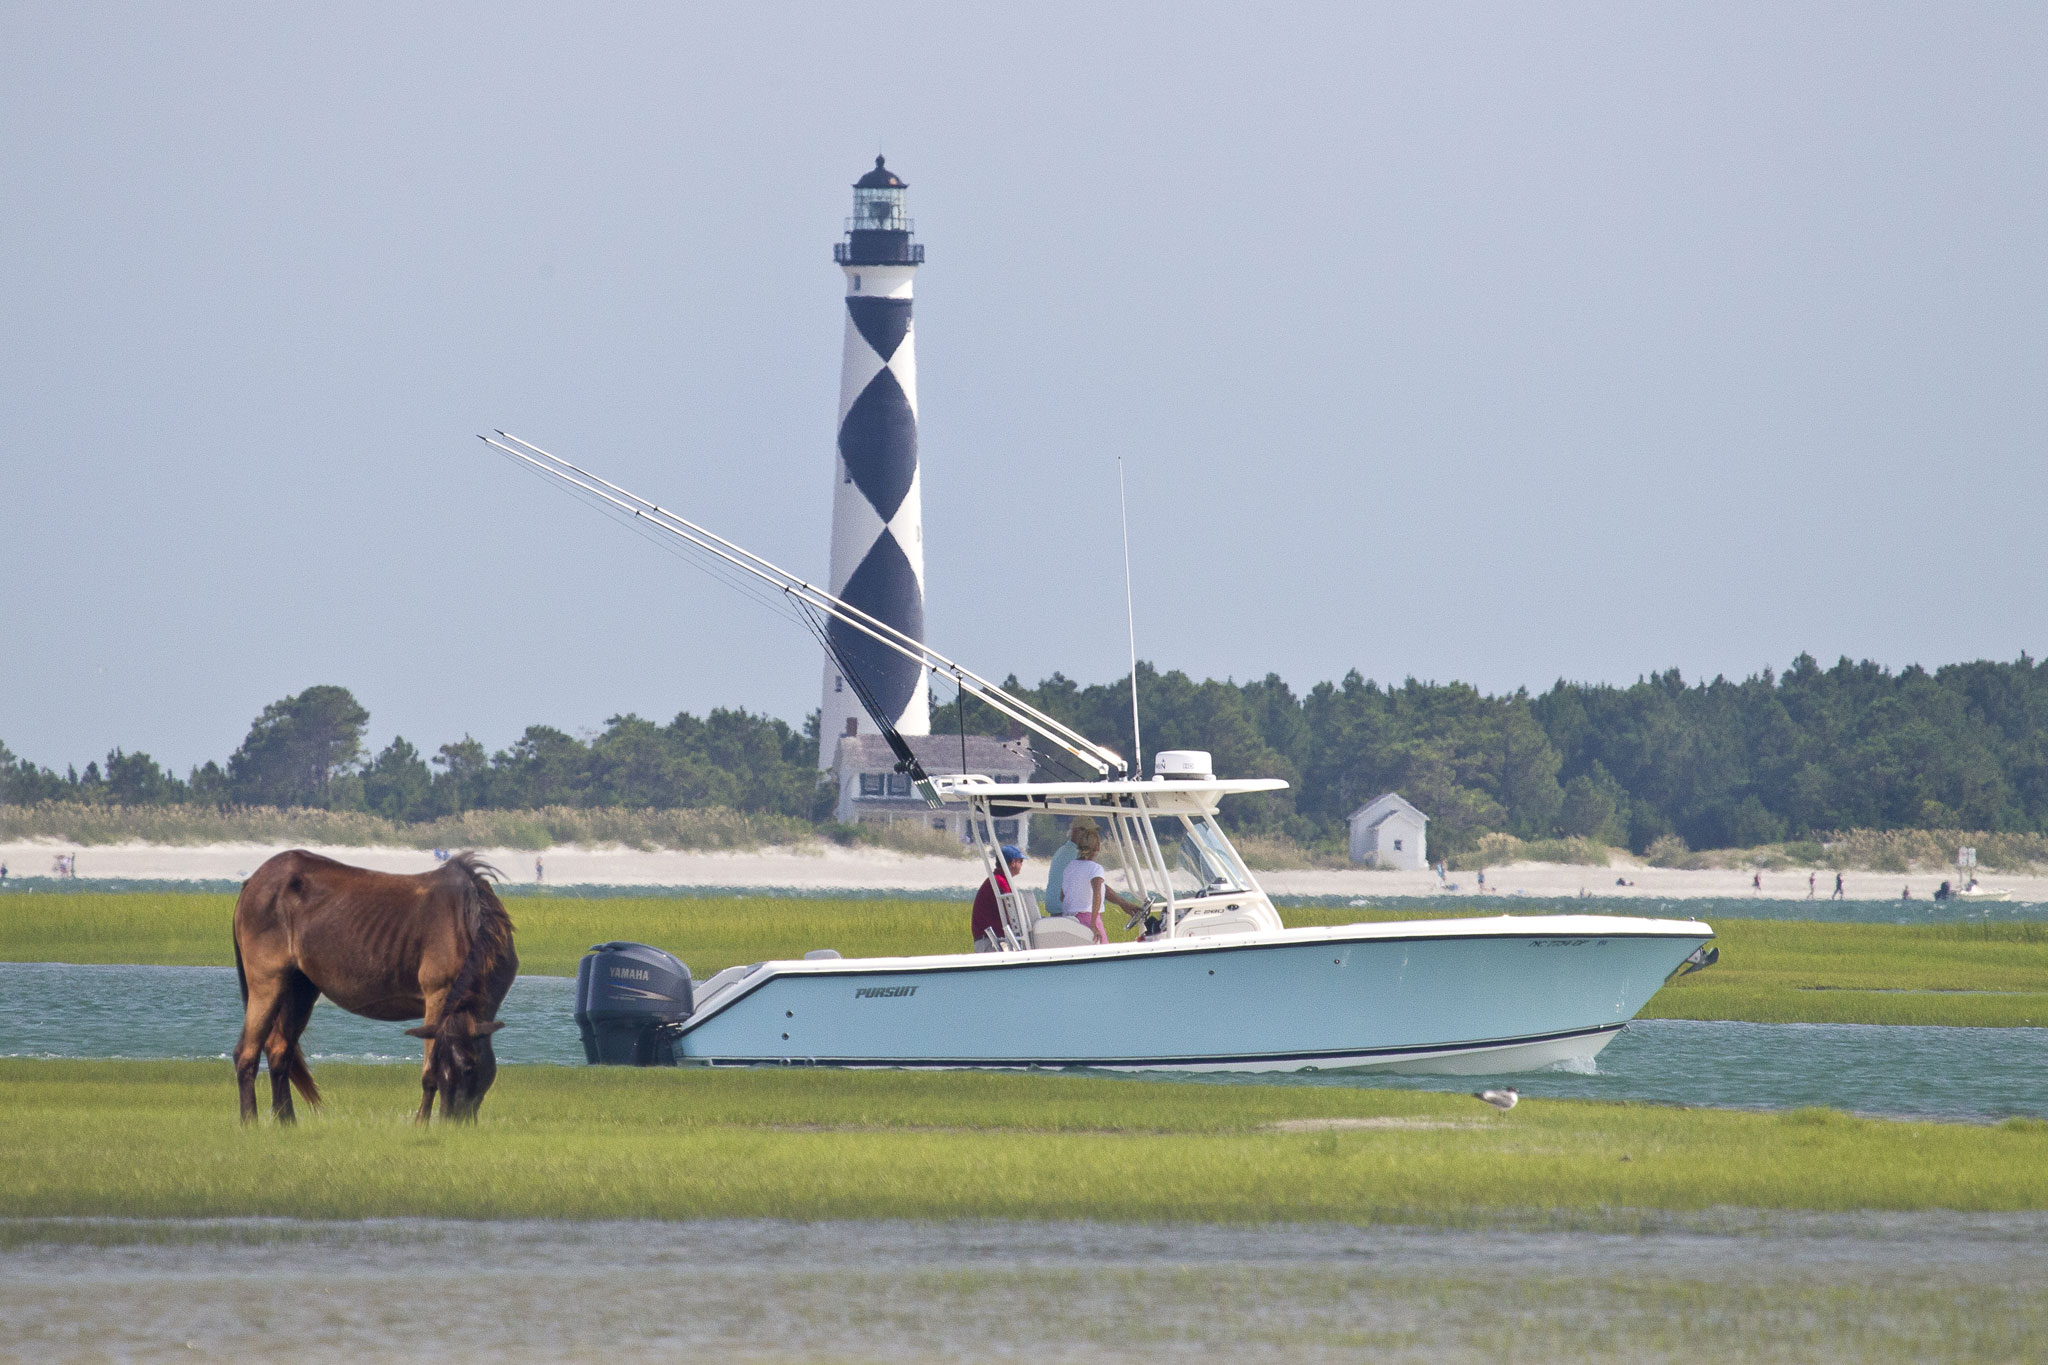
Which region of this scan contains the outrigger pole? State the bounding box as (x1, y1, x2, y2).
(481, 433, 1130, 783)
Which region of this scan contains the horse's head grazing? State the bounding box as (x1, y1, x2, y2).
(406, 1013, 505, 1121)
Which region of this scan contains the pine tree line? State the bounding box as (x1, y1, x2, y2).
(8, 653, 2047, 855)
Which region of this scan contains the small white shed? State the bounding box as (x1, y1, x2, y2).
(1348, 792, 1428, 869)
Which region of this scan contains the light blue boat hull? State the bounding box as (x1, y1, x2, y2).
(677, 915, 1712, 1075)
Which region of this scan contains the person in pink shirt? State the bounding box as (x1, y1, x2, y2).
(1059, 825, 1140, 945)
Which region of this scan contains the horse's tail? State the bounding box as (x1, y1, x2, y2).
(233, 922, 248, 1006)
(286, 1041, 321, 1107)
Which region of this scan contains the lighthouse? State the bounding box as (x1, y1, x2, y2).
(818, 156, 928, 765)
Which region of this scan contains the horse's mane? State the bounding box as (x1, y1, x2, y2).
(440, 852, 515, 1019)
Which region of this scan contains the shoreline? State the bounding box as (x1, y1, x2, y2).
(3, 837, 2045, 903)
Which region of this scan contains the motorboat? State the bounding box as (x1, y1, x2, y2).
(653, 760, 1713, 1074)
(490, 434, 1716, 1075)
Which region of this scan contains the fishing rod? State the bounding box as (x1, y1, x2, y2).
(481, 432, 1129, 781)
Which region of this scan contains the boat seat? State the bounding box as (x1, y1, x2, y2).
(695, 962, 765, 1006)
(1029, 916, 1097, 950)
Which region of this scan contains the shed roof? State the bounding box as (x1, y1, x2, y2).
(1346, 791, 1428, 826)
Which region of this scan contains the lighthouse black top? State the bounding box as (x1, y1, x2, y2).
(836, 156, 925, 266)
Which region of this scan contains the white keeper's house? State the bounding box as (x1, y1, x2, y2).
(1347, 792, 1428, 869)
(831, 734, 1035, 851)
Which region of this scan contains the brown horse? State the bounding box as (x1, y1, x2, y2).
(232, 849, 517, 1124)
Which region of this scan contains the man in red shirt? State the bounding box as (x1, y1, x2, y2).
(971, 844, 1026, 951)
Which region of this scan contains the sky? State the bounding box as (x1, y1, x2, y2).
(3, 4, 2045, 775)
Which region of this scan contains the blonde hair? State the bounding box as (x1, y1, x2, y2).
(1070, 824, 1102, 858)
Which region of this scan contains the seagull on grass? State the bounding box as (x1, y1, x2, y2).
(1473, 1087, 1519, 1111)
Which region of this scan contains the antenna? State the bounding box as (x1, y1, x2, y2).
(1118, 457, 1142, 781)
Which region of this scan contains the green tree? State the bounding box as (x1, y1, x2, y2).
(226, 686, 370, 807)
(430, 736, 489, 815)
(0, 742, 70, 804)
(363, 737, 432, 821)
(1558, 762, 1631, 846)
(101, 749, 182, 805)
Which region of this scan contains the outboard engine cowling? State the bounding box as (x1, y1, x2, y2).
(574, 942, 693, 1066)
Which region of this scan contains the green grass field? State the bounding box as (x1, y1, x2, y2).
(4, 1060, 2044, 1223)
(1637, 918, 2048, 1026)
(5, 891, 2043, 1026)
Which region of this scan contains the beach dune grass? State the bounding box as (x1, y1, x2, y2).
(3, 1060, 2045, 1223)
(5, 892, 2043, 1027)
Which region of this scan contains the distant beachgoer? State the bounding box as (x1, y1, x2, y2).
(0, 862, 7, 883)
(1902, 885, 1911, 900)
(535, 856, 544, 883)
(972, 845, 1025, 950)
(1833, 872, 1845, 900)
(1807, 872, 1816, 900)
(1062, 826, 1139, 945)
(1477, 869, 1487, 892)
(1752, 871, 1762, 892)
(1436, 860, 1447, 884)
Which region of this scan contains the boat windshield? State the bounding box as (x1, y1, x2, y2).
(1166, 815, 1252, 898)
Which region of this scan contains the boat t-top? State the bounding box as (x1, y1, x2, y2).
(488, 434, 1716, 1075)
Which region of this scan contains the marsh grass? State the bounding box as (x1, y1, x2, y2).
(1636, 919, 2048, 1027)
(0, 802, 813, 851)
(1276, 909, 2048, 1027)
(6, 894, 2045, 1024)
(0, 892, 959, 976)
(3, 1060, 2044, 1223)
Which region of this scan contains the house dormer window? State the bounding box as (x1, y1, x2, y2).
(860, 773, 885, 797)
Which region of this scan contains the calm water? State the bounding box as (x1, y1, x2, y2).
(3, 962, 2041, 1122)
(1148, 1018, 2048, 1122)
(4, 1215, 2046, 1362)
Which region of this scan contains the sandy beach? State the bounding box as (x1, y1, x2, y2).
(4, 838, 2044, 903)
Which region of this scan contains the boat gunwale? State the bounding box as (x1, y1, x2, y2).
(679, 915, 1715, 1033)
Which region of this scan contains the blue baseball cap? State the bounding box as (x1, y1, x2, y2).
(999, 844, 1024, 862)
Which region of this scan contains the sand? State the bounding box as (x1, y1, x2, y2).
(4, 837, 2044, 902)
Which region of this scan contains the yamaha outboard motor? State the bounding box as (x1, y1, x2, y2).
(574, 942, 693, 1066)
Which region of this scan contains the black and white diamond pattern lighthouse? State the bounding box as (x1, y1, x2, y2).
(818, 157, 930, 765)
